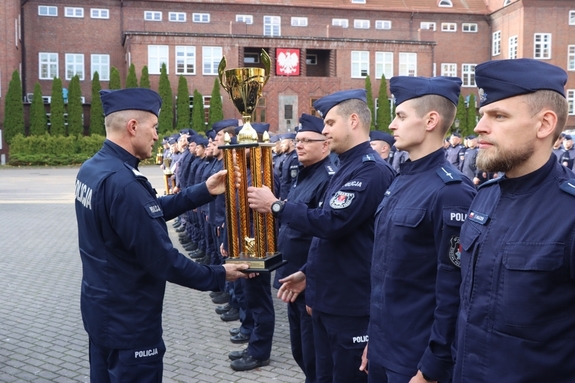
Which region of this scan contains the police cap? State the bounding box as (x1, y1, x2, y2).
(100, 88, 162, 117)
(313, 89, 367, 118)
(390, 76, 462, 106)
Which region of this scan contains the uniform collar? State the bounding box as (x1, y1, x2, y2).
(399, 148, 445, 175)
(102, 139, 140, 169)
(498, 154, 557, 195)
(338, 141, 371, 165)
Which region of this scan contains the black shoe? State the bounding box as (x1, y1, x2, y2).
(229, 327, 240, 336)
(179, 237, 191, 244)
(209, 291, 222, 298)
(175, 225, 186, 233)
(215, 304, 232, 315)
(183, 242, 198, 251)
(230, 332, 250, 344)
(189, 250, 205, 259)
(197, 254, 211, 265)
(212, 292, 230, 304)
(220, 308, 239, 321)
(230, 355, 270, 371)
(228, 348, 248, 361)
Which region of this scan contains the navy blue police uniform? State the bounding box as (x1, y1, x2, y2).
(279, 134, 299, 200)
(275, 89, 396, 382)
(454, 59, 575, 383)
(460, 135, 479, 181)
(75, 88, 227, 382)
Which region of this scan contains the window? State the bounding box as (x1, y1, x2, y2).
(568, 45, 575, 71)
(66, 54, 84, 80)
(169, 12, 186, 22)
(264, 16, 281, 36)
(441, 22, 457, 32)
(91, 54, 110, 81)
(438, 0, 453, 6)
(193, 13, 210, 23)
(462, 64, 476, 87)
(91, 9, 109, 19)
(567, 90, 574, 115)
(39, 53, 58, 79)
(570, 11, 575, 25)
(38, 6, 57, 16)
(375, 52, 393, 79)
(352, 0, 366, 3)
(375, 20, 392, 30)
(399, 53, 417, 76)
(354, 19, 370, 29)
(509, 36, 518, 59)
(176, 46, 196, 75)
(492, 31, 501, 56)
(291, 17, 308, 27)
(504, 0, 512, 6)
(306, 54, 317, 65)
(148, 45, 169, 74)
(203, 47, 222, 75)
(332, 19, 349, 28)
(351, 51, 369, 78)
(236, 15, 253, 24)
(534, 33, 552, 59)
(462, 23, 477, 32)
(144, 11, 162, 21)
(441, 63, 457, 77)
(65, 7, 83, 18)
(420, 22, 436, 31)
(244, 52, 260, 64)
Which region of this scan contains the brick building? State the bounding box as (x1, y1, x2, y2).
(1, 0, 574, 158)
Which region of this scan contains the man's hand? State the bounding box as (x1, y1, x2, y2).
(206, 170, 228, 195)
(409, 371, 436, 383)
(277, 271, 306, 303)
(247, 186, 277, 213)
(222, 263, 257, 281)
(359, 344, 368, 374)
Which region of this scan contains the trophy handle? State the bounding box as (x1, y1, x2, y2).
(260, 49, 271, 86)
(218, 56, 229, 92)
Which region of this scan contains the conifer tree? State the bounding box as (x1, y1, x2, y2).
(364, 75, 375, 128)
(158, 63, 173, 134)
(29, 82, 48, 136)
(192, 89, 205, 133)
(466, 93, 477, 136)
(208, 78, 224, 127)
(376, 74, 391, 132)
(3, 70, 25, 144)
(50, 77, 67, 136)
(176, 76, 190, 129)
(126, 63, 138, 88)
(90, 71, 105, 136)
(140, 66, 151, 89)
(109, 67, 121, 89)
(67, 75, 84, 136)
(453, 94, 467, 134)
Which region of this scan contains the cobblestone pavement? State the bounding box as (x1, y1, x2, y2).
(0, 166, 304, 382)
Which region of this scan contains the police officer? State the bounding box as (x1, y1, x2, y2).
(360, 76, 476, 383)
(369, 131, 395, 162)
(279, 133, 299, 200)
(445, 133, 465, 169)
(391, 148, 409, 173)
(559, 134, 575, 169)
(454, 59, 573, 382)
(248, 89, 395, 382)
(552, 132, 565, 162)
(460, 134, 479, 183)
(74, 88, 251, 382)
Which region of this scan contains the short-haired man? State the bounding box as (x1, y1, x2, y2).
(369, 131, 395, 161)
(453, 59, 573, 382)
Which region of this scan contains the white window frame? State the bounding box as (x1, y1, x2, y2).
(90, 9, 109, 19)
(236, 15, 253, 24)
(65, 54, 84, 80)
(399, 53, 417, 76)
(148, 45, 169, 74)
(462, 23, 478, 32)
(509, 36, 518, 59)
(375, 20, 392, 30)
(91, 54, 110, 81)
(438, 0, 453, 7)
(441, 63, 457, 77)
(420, 22, 436, 31)
(375, 52, 393, 79)
(567, 90, 575, 115)
(291, 17, 308, 27)
(193, 13, 210, 23)
(352, 0, 366, 3)
(462, 63, 476, 87)
(263, 16, 281, 36)
(64, 7, 83, 18)
(351, 51, 369, 78)
(38, 6, 57, 17)
(570, 11, 575, 25)
(39, 52, 58, 80)
(176, 46, 196, 75)
(354, 19, 370, 29)
(492, 31, 501, 56)
(306, 54, 317, 65)
(568, 45, 575, 71)
(169, 12, 186, 22)
(441, 22, 457, 32)
(144, 11, 162, 21)
(332, 18, 349, 28)
(203, 46, 222, 75)
(534, 33, 552, 59)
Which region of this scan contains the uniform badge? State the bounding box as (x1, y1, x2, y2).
(478, 88, 487, 104)
(290, 168, 299, 179)
(449, 235, 462, 268)
(329, 191, 355, 209)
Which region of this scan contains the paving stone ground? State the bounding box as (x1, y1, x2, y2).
(0, 165, 305, 382)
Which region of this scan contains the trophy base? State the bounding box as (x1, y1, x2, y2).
(225, 252, 286, 273)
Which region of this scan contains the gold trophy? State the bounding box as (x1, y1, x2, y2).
(218, 49, 285, 272)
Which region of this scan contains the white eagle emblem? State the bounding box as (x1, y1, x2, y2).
(278, 51, 299, 75)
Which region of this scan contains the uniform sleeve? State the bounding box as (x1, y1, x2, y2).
(417, 182, 476, 382)
(157, 182, 215, 221)
(280, 164, 392, 239)
(108, 178, 226, 291)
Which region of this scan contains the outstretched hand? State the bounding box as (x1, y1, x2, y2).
(277, 271, 306, 303)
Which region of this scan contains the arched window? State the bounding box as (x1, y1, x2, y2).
(438, 0, 453, 7)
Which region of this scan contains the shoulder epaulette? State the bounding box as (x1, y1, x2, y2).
(560, 179, 575, 197)
(436, 166, 462, 184)
(362, 154, 376, 163)
(325, 165, 336, 175)
(477, 177, 500, 190)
